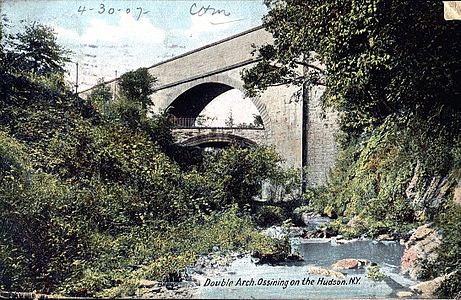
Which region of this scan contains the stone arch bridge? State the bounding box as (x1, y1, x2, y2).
(80, 26, 339, 187)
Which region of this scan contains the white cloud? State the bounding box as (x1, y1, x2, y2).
(55, 26, 81, 44)
(54, 14, 165, 45)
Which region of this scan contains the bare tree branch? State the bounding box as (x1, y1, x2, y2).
(294, 60, 325, 73)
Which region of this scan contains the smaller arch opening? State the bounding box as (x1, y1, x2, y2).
(181, 133, 257, 148)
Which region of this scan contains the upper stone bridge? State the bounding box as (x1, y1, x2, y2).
(80, 26, 339, 187)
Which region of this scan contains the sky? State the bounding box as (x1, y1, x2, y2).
(1, 0, 268, 125)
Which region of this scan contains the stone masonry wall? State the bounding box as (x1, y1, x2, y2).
(305, 85, 340, 187)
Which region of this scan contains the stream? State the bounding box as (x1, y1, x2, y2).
(192, 238, 420, 299)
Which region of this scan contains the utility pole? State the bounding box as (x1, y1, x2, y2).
(113, 70, 118, 101)
(74, 62, 79, 96)
(301, 65, 309, 193)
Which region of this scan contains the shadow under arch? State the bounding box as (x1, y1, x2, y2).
(165, 79, 270, 129)
(180, 133, 257, 148)
(168, 82, 233, 119)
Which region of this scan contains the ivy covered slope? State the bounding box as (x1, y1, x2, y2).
(243, 0, 461, 298)
(0, 20, 288, 297)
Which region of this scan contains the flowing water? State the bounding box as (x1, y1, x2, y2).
(195, 238, 419, 299)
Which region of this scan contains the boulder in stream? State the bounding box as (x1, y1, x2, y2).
(301, 213, 332, 230)
(307, 266, 346, 279)
(396, 291, 414, 298)
(252, 251, 303, 265)
(331, 258, 370, 270)
(410, 271, 457, 298)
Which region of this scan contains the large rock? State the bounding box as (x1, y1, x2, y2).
(396, 291, 414, 298)
(405, 162, 454, 217)
(308, 266, 346, 279)
(331, 258, 370, 270)
(377, 233, 394, 241)
(300, 213, 332, 231)
(453, 178, 461, 206)
(253, 251, 303, 265)
(401, 223, 442, 280)
(410, 271, 456, 298)
(139, 279, 159, 288)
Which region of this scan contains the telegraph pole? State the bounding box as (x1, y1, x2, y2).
(113, 70, 118, 100)
(74, 62, 79, 96)
(301, 81, 309, 192)
(301, 62, 310, 193)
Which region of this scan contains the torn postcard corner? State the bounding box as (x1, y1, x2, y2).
(443, 1, 461, 20)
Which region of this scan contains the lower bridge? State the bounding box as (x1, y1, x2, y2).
(172, 127, 267, 148)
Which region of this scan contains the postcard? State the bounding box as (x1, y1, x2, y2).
(0, 1, 459, 299)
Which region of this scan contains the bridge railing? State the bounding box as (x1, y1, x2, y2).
(170, 117, 264, 130)
(171, 117, 197, 128)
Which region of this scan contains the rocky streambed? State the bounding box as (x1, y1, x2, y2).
(136, 222, 447, 299)
(192, 238, 419, 299)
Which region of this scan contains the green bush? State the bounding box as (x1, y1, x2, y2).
(0, 127, 285, 295)
(0, 131, 30, 182)
(367, 266, 385, 281)
(57, 206, 275, 297)
(203, 146, 286, 207)
(254, 205, 286, 227)
(0, 145, 277, 295)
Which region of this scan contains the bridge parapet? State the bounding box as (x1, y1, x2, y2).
(171, 117, 264, 130)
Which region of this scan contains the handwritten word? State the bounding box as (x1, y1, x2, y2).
(189, 3, 231, 17)
(77, 4, 149, 20)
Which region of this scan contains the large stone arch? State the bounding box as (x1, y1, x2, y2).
(160, 74, 271, 132)
(167, 82, 233, 119)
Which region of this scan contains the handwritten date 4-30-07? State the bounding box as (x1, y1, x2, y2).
(77, 4, 149, 20)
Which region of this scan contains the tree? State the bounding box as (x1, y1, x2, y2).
(242, 0, 461, 135)
(88, 79, 112, 114)
(253, 114, 263, 128)
(0, 15, 20, 103)
(118, 68, 156, 111)
(0, 14, 7, 71)
(224, 110, 234, 127)
(13, 22, 69, 76)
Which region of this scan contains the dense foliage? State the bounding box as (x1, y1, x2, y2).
(0, 20, 289, 296)
(243, 0, 461, 297)
(309, 115, 460, 238)
(118, 68, 156, 111)
(243, 0, 461, 135)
